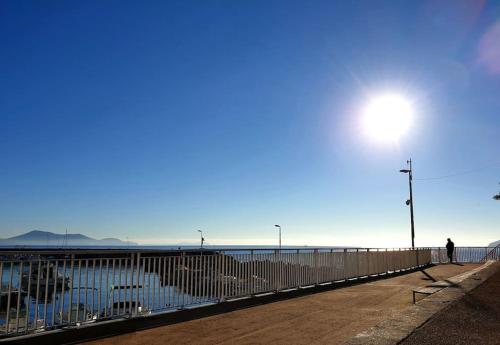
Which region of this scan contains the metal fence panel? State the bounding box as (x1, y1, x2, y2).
(0, 247, 443, 338)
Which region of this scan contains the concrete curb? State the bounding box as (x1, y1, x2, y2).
(344, 261, 499, 345)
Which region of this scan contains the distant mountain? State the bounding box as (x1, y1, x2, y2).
(0, 230, 137, 247)
(488, 240, 500, 247)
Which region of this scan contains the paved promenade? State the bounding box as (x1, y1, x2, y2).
(401, 262, 500, 345)
(83, 264, 477, 345)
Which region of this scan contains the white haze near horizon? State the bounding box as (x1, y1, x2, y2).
(2, 226, 497, 248)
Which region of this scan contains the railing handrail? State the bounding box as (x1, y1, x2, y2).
(429, 246, 499, 249)
(0, 247, 431, 256)
(480, 244, 500, 262)
(430, 246, 500, 264)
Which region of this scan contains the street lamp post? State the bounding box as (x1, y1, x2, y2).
(400, 159, 415, 248)
(274, 224, 283, 290)
(274, 225, 281, 251)
(197, 230, 204, 249)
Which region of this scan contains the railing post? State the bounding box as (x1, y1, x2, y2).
(67, 255, 75, 324)
(314, 249, 319, 285)
(279, 249, 283, 290)
(296, 249, 300, 288)
(399, 248, 402, 270)
(181, 253, 185, 307)
(367, 248, 370, 276)
(0, 262, 3, 319)
(135, 252, 141, 315)
(343, 249, 347, 281)
(274, 249, 279, 291)
(377, 248, 380, 274)
(250, 249, 254, 295)
(356, 248, 360, 278)
(5, 262, 13, 333)
(221, 252, 225, 302)
(17, 261, 24, 333)
(329, 248, 333, 282)
(385, 248, 388, 273)
(340, 248, 348, 282)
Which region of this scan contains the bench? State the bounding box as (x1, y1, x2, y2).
(412, 286, 443, 304)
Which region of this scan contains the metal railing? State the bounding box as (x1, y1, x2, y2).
(482, 245, 500, 262)
(0, 247, 429, 338)
(430, 246, 500, 263)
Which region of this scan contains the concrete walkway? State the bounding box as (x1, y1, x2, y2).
(82, 264, 478, 345)
(400, 262, 500, 345)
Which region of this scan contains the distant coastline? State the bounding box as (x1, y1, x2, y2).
(0, 230, 137, 247)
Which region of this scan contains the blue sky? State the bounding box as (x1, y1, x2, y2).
(1, 0, 499, 247)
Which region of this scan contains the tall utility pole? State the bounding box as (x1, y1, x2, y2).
(400, 159, 415, 248)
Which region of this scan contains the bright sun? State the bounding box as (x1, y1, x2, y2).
(363, 94, 412, 142)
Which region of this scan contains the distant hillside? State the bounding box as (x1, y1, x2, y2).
(488, 240, 500, 247)
(0, 230, 137, 247)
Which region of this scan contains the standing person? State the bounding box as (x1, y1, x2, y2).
(446, 238, 455, 263)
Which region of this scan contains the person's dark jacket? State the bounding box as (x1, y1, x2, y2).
(446, 240, 454, 253)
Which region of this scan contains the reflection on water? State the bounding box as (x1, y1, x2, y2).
(0, 262, 198, 331)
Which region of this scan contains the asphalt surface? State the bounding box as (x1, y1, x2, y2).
(400, 262, 500, 345)
(82, 264, 478, 345)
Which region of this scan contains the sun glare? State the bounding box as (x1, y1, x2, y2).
(363, 94, 412, 143)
